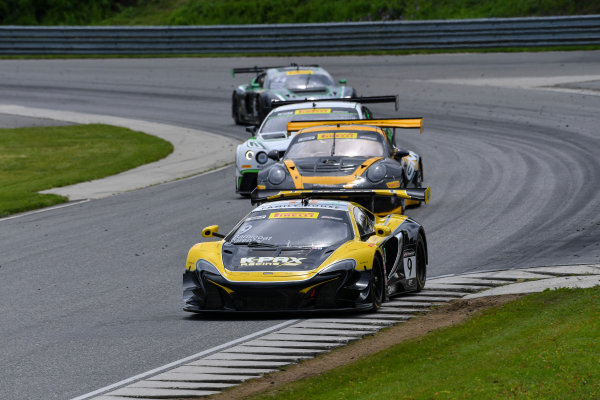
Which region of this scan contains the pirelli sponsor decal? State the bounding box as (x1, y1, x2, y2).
(286, 70, 313, 75)
(269, 211, 319, 219)
(295, 108, 331, 115)
(316, 132, 358, 140)
(240, 256, 306, 267)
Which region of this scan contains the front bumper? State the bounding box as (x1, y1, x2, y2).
(236, 171, 258, 194)
(183, 266, 374, 313)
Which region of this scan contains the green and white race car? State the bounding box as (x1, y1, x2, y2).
(231, 64, 356, 125)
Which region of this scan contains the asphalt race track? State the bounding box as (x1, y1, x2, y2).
(1, 52, 599, 399)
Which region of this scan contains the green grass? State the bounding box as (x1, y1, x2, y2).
(0, 124, 173, 217)
(246, 287, 600, 400)
(1, 0, 599, 25)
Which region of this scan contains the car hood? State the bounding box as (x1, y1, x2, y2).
(292, 156, 373, 175)
(271, 87, 344, 98)
(221, 243, 336, 272)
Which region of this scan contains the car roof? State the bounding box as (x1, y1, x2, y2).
(266, 66, 330, 77)
(254, 199, 351, 212)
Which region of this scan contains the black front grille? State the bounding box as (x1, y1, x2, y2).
(241, 292, 291, 311)
(296, 161, 359, 174)
(290, 88, 328, 94)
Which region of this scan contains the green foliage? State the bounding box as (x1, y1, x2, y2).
(0, 124, 172, 217)
(168, 0, 404, 25)
(403, 0, 600, 20)
(0, 0, 598, 25)
(0, 0, 123, 25)
(247, 287, 600, 400)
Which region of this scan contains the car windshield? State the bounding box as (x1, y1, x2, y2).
(286, 131, 386, 158)
(229, 207, 353, 248)
(268, 73, 334, 90)
(260, 107, 360, 139)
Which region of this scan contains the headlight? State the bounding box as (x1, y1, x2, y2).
(256, 151, 268, 164)
(366, 163, 387, 183)
(318, 259, 356, 275)
(196, 260, 222, 276)
(267, 166, 286, 185)
(245, 150, 254, 160)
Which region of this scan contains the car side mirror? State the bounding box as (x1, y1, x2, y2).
(339, 79, 347, 85)
(267, 149, 280, 161)
(202, 225, 225, 238)
(246, 126, 257, 136)
(374, 224, 391, 237)
(394, 148, 410, 160)
(250, 78, 261, 88)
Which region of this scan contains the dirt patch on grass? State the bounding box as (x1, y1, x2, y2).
(205, 294, 523, 400)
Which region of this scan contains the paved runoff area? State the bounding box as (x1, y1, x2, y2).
(87, 264, 600, 400)
(0, 105, 238, 200)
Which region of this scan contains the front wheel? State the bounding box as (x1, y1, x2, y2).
(232, 93, 243, 125)
(369, 257, 385, 310)
(415, 234, 427, 292)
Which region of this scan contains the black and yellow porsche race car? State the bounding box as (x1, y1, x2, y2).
(253, 119, 424, 215)
(183, 189, 429, 313)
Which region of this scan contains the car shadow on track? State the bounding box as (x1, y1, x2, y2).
(184, 309, 377, 322)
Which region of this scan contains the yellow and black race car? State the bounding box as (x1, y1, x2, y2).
(253, 119, 424, 215)
(183, 188, 429, 313)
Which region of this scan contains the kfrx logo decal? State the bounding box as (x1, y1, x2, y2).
(240, 257, 306, 266)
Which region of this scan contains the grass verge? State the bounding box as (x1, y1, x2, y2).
(244, 287, 600, 400)
(0, 124, 173, 217)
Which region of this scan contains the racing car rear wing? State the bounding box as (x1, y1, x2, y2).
(286, 118, 424, 135)
(232, 64, 320, 76)
(271, 95, 399, 111)
(251, 187, 431, 208)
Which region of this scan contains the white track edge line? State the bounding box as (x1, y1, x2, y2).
(0, 199, 90, 222)
(70, 319, 299, 400)
(0, 163, 234, 223)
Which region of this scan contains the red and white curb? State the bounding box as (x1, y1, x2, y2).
(80, 264, 600, 400)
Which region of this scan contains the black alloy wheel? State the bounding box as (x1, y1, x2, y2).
(232, 93, 243, 125)
(369, 257, 385, 309)
(415, 234, 427, 292)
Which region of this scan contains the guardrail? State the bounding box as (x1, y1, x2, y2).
(0, 15, 599, 55)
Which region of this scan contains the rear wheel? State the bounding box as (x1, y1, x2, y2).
(369, 257, 385, 309)
(415, 234, 427, 292)
(412, 165, 423, 207)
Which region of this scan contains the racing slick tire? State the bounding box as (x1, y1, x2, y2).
(415, 233, 427, 292)
(232, 93, 243, 125)
(412, 163, 424, 208)
(369, 257, 385, 310)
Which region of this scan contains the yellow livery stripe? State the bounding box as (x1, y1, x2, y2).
(299, 277, 339, 294)
(287, 118, 424, 134)
(316, 132, 357, 139)
(269, 211, 319, 219)
(295, 108, 331, 115)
